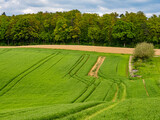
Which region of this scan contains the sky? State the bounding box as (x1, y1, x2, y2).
(0, 0, 160, 17)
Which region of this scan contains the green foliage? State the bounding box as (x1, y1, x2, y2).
(54, 18, 69, 43)
(0, 10, 160, 46)
(112, 20, 135, 46)
(0, 15, 9, 41)
(11, 16, 39, 44)
(133, 42, 155, 60)
(88, 26, 101, 44)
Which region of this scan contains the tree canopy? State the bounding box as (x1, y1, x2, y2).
(0, 10, 160, 47)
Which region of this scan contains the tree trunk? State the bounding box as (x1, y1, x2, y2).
(7, 39, 9, 46)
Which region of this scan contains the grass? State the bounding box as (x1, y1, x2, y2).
(0, 48, 160, 120)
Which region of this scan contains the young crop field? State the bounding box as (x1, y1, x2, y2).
(0, 48, 160, 120)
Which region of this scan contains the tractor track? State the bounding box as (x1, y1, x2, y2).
(0, 52, 59, 96)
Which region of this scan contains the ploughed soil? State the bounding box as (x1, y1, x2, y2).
(1, 45, 160, 55)
(88, 56, 106, 78)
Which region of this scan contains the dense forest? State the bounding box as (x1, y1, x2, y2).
(0, 10, 160, 47)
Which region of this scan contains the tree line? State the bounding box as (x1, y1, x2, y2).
(0, 10, 160, 47)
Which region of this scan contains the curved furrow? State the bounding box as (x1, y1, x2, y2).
(112, 83, 119, 102)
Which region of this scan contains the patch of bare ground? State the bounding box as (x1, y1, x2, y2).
(1, 45, 160, 55)
(88, 56, 105, 78)
(143, 79, 149, 96)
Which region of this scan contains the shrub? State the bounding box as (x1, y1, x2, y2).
(133, 42, 155, 60)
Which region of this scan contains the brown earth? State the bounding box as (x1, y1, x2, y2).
(88, 56, 106, 78)
(1, 45, 160, 55)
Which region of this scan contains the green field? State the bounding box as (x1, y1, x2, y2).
(0, 48, 160, 120)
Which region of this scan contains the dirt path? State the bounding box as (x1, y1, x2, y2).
(142, 79, 149, 96)
(1, 45, 160, 55)
(88, 56, 105, 78)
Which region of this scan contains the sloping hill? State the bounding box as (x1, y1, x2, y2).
(0, 48, 160, 120)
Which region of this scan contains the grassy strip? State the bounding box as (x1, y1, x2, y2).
(0, 102, 101, 120)
(35, 102, 102, 120)
(61, 102, 114, 120)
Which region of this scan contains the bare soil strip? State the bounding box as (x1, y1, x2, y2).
(1, 45, 160, 55)
(143, 79, 149, 96)
(88, 56, 105, 78)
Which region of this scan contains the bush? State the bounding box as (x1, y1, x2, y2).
(133, 42, 155, 60)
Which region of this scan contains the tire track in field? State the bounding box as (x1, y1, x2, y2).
(63, 54, 85, 78)
(67, 55, 105, 103)
(75, 75, 93, 85)
(84, 102, 119, 120)
(0, 102, 103, 120)
(102, 82, 114, 101)
(0, 52, 59, 96)
(67, 54, 91, 86)
(98, 70, 118, 101)
(72, 75, 90, 85)
(41, 54, 65, 75)
(81, 80, 101, 102)
(71, 55, 90, 77)
(51, 102, 103, 120)
(99, 69, 125, 101)
(72, 77, 101, 103)
(71, 77, 96, 103)
(81, 59, 127, 120)
(69, 55, 102, 103)
(121, 83, 127, 101)
(72, 67, 102, 102)
(83, 83, 127, 120)
(112, 84, 119, 102)
(0, 49, 12, 55)
(0, 53, 55, 91)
